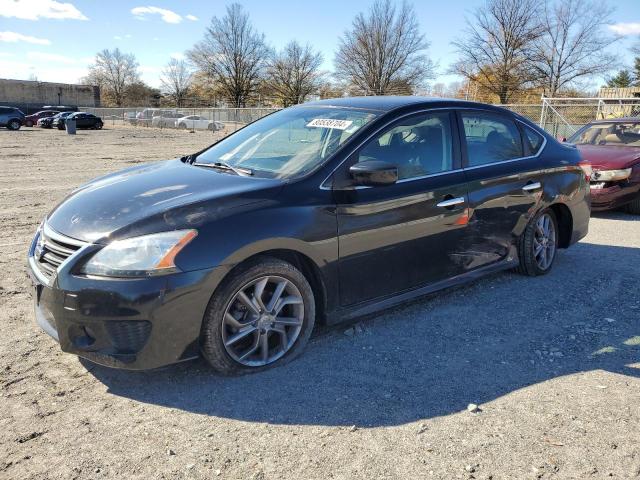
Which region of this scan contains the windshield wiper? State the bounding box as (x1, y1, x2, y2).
(192, 161, 253, 176)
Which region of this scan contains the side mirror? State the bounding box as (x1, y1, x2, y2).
(349, 160, 398, 186)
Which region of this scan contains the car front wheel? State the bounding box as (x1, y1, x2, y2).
(517, 209, 558, 276)
(95, 122, 103, 130)
(25, 120, 33, 127)
(201, 257, 315, 375)
(7, 120, 21, 131)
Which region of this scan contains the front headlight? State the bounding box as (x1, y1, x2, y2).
(592, 168, 632, 182)
(81, 229, 197, 277)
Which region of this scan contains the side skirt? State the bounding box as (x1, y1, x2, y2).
(327, 256, 519, 325)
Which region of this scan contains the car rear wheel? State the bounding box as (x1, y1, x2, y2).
(201, 257, 315, 375)
(517, 209, 558, 276)
(627, 196, 640, 215)
(7, 119, 21, 131)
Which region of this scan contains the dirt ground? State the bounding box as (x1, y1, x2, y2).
(1, 126, 639, 480)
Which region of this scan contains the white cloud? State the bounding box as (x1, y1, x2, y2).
(131, 6, 182, 24)
(608, 22, 640, 36)
(170, 52, 185, 60)
(0, 58, 88, 83)
(27, 51, 77, 64)
(114, 35, 122, 40)
(0, 31, 51, 45)
(0, 0, 88, 21)
(186, 14, 198, 21)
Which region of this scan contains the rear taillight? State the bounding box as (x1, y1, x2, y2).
(578, 161, 592, 182)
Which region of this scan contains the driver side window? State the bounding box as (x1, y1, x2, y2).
(357, 112, 454, 180)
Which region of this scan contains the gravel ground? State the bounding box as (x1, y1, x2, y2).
(1, 127, 639, 480)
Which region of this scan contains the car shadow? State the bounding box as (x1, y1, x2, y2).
(84, 241, 640, 427)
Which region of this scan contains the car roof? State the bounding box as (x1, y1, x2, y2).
(300, 96, 511, 113)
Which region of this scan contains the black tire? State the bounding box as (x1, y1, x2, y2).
(178, 123, 187, 129)
(516, 208, 558, 276)
(626, 196, 640, 215)
(95, 122, 103, 130)
(7, 119, 21, 131)
(201, 257, 316, 375)
(25, 120, 33, 127)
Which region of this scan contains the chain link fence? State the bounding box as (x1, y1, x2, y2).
(80, 107, 280, 135)
(79, 99, 640, 139)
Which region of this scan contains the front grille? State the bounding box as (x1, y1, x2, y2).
(33, 225, 86, 281)
(104, 321, 152, 353)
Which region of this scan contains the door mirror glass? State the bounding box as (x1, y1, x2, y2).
(349, 160, 398, 186)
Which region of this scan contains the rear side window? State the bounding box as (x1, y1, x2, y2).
(461, 112, 523, 166)
(523, 125, 544, 155)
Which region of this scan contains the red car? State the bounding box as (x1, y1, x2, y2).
(24, 110, 59, 127)
(569, 118, 640, 214)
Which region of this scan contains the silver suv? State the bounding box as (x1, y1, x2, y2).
(0, 106, 25, 130)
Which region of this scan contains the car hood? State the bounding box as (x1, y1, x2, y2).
(576, 145, 640, 169)
(47, 159, 283, 243)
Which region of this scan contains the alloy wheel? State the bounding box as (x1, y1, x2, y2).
(533, 213, 556, 270)
(222, 275, 304, 367)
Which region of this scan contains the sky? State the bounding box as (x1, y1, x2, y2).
(1, 0, 639, 90)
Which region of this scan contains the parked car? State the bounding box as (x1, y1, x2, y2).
(0, 106, 25, 130)
(132, 109, 175, 126)
(568, 118, 640, 213)
(151, 112, 184, 128)
(42, 105, 77, 113)
(25, 110, 59, 127)
(44, 111, 73, 129)
(28, 97, 590, 373)
(56, 112, 103, 130)
(175, 115, 217, 130)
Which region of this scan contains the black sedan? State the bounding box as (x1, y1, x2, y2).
(28, 97, 590, 374)
(56, 112, 103, 130)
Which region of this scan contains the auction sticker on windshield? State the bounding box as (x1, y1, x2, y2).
(306, 118, 354, 130)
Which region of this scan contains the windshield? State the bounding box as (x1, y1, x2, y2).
(194, 106, 379, 179)
(569, 122, 640, 147)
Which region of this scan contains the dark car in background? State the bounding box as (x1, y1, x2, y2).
(28, 97, 590, 374)
(56, 112, 103, 130)
(25, 110, 59, 127)
(0, 106, 25, 130)
(569, 118, 640, 214)
(48, 111, 74, 129)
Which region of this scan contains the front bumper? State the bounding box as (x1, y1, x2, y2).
(28, 230, 231, 370)
(590, 181, 640, 211)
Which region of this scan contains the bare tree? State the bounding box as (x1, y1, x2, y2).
(452, 0, 543, 104)
(334, 0, 434, 95)
(85, 48, 140, 106)
(530, 0, 618, 97)
(188, 3, 268, 107)
(160, 58, 193, 107)
(265, 41, 323, 106)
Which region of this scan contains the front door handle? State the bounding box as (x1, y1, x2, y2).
(522, 181, 542, 192)
(436, 196, 465, 209)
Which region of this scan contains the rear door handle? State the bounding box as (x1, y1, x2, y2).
(436, 197, 465, 208)
(522, 181, 542, 192)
